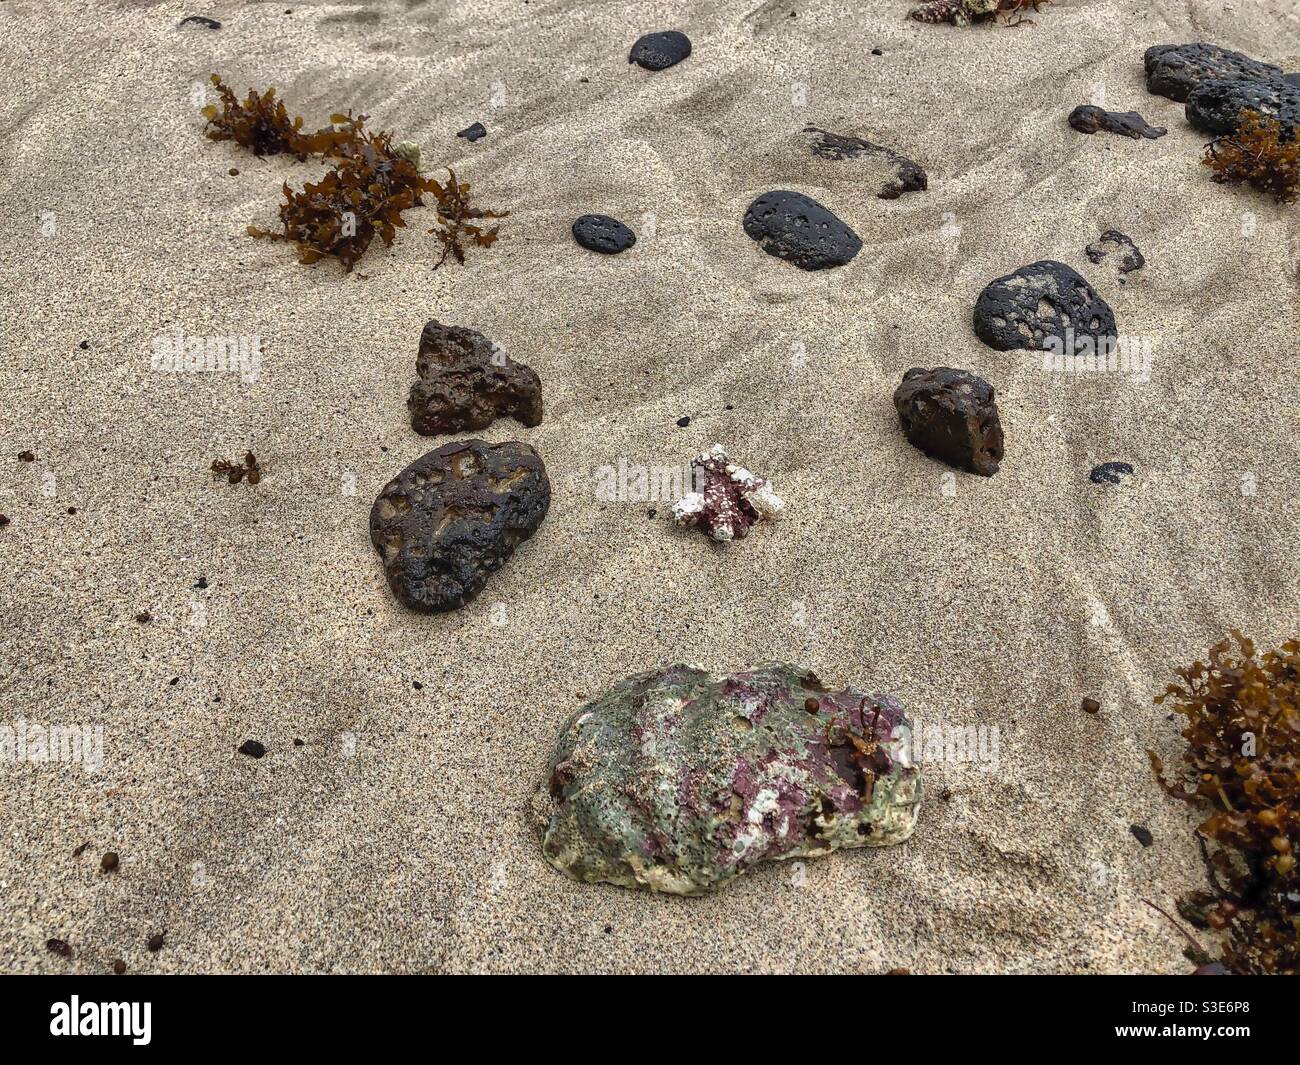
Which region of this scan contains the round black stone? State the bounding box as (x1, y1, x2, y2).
(572, 214, 636, 254)
(629, 31, 691, 71)
(1089, 462, 1134, 485)
(457, 121, 487, 142)
(973, 260, 1117, 354)
(742, 190, 861, 271)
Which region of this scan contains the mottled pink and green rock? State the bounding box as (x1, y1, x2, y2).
(532, 664, 921, 895)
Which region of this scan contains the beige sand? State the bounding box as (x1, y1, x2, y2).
(1, 0, 1298, 974)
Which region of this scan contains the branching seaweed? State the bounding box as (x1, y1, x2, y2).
(909, 0, 1051, 27)
(1148, 632, 1300, 975)
(212, 452, 262, 485)
(428, 168, 508, 269)
(202, 76, 504, 271)
(1204, 110, 1300, 204)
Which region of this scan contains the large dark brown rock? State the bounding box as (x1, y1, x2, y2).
(1144, 43, 1284, 102)
(893, 367, 1004, 477)
(369, 440, 550, 613)
(407, 320, 543, 437)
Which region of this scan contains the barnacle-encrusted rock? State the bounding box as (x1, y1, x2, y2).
(742, 190, 862, 270)
(1186, 78, 1300, 137)
(801, 127, 928, 200)
(894, 367, 1004, 477)
(672, 444, 784, 542)
(369, 439, 549, 612)
(1068, 105, 1166, 140)
(1145, 43, 1285, 102)
(973, 260, 1117, 355)
(1086, 230, 1145, 274)
(533, 663, 921, 895)
(628, 30, 691, 71)
(571, 214, 636, 254)
(407, 320, 543, 437)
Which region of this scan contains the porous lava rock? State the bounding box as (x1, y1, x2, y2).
(893, 367, 1004, 477)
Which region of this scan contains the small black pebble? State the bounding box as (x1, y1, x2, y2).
(194, 575, 208, 589)
(939, 788, 953, 802)
(1130, 824, 1154, 847)
(47, 938, 72, 958)
(66, 507, 77, 515)
(135, 611, 151, 624)
(168, 677, 179, 686)
(0, 515, 9, 529)
(413, 681, 423, 690)
(647, 508, 657, 519)
(178, 15, 221, 29)
(572, 214, 636, 254)
(17, 450, 34, 462)
(113, 959, 126, 975)
(1090, 461, 1134, 485)
(457, 121, 487, 142)
(101, 851, 120, 873)
(676, 416, 690, 427)
(603, 924, 613, 934)
(238, 739, 266, 758)
(79, 339, 90, 350)
(629, 30, 692, 71)
(73, 841, 91, 856)
(872, 47, 884, 55)
(293, 738, 304, 747)
(147, 932, 165, 952)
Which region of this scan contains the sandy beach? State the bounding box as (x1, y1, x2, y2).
(1, 0, 1298, 973)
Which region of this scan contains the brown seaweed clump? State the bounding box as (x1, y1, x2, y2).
(1148, 632, 1300, 975)
(1204, 110, 1300, 204)
(429, 169, 507, 269)
(201, 75, 360, 159)
(211, 451, 262, 485)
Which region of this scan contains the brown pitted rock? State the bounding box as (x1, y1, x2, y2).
(407, 320, 543, 437)
(893, 367, 1004, 477)
(1068, 105, 1166, 140)
(370, 439, 550, 613)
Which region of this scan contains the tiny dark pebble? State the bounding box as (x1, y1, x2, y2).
(1081, 697, 1101, 714)
(1090, 461, 1134, 485)
(629, 30, 692, 71)
(457, 121, 487, 142)
(194, 575, 208, 589)
(72, 841, 90, 857)
(872, 47, 884, 56)
(134, 611, 151, 624)
(572, 213, 636, 254)
(647, 507, 657, 519)
(228, 167, 239, 176)
(178, 15, 221, 29)
(413, 680, 424, 689)
(293, 737, 304, 747)
(101, 851, 119, 873)
(804, 697, 819, 712)
(168, 677, 179, 686)
(17, 450, 34, 462)
(66, 506, 77, 515)
(79, 340, 90, 350)
(0, 515, 8, 529)
(47, 938, 72, 958)
(113, 959, 127, 975)
(147, 932, 166, 952)
(238, 739, 266, 758)
(603, 924, 613, 934)
(1130, 824, 1154, 847)
(676, 416, 690, 427)
(939, 788, 953, 802)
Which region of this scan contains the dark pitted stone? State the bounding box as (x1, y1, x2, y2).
(1144, 43, 1284, 102)
(1068, 105, 1166, 140)
(802, 126, 928, 199)
(629, 30, 691, 71)
(742, 190, 862, 271)
(893, 367, 1004, 477)
(1086, 230, 1145, 274)
(456, 121, 487, 142)
(370, 440, 550, 613)
(1287, 73, 1300, 89)
(1186, 78, 1300, 137)
(407, 320, 542, 437)
(572, 214, 636, 254)
(179, 15, 222, 29)
(1089, 461, 1133, 485)
(973, 260, 1117, 355)
(532, 663, 921, 895)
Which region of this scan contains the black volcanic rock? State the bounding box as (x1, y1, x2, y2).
(1145, 43, 1284, 102)
(457, 121, 487, 142)
(802, 126, 928, 199)
(1186, 78, 1300, 136)
(973, 260, 1117, 355)
(893, 367, 1004, 477)
(407, 320, 543, 437)
(629, 30, 691, 71)
(178, 15, 222, 29)
(1090, 461, 1133, 485)
(1068, 105, 1166, 140)
(370, 440, 550, 613)
(1086, 230, 1145, 274)
(742, 190, 861, 270)
(572, 214, 636, 254)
